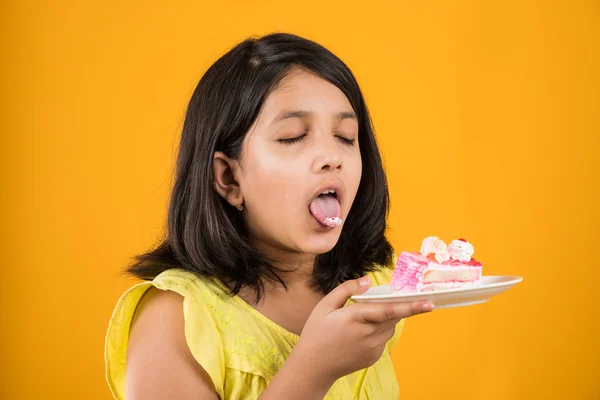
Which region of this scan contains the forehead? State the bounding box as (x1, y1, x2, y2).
(261, 68, 355, 117)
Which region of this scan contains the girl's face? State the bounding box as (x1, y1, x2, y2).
(235, 68, 362, 259)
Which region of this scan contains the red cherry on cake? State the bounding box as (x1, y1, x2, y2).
(458, 238, 467, 242)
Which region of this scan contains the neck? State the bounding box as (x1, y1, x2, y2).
(251, 239, 318, 291)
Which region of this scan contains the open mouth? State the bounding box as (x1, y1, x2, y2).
(309, 189, 342, 228)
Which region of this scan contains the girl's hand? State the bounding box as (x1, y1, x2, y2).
(295, 275, 433, 383)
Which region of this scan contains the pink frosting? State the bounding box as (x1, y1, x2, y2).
(390, 252, 429, 292)
(390, 251, 482, 292)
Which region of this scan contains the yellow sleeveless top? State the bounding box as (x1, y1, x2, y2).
(105, 266, 404, 399)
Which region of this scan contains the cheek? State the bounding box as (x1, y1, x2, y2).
(243, 154, 304, 215)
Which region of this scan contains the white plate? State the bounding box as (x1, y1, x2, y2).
(350, 275, 523, 309)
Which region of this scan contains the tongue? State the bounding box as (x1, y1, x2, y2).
(310, 195, 342, 228)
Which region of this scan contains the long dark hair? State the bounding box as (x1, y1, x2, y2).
(127, 33, 394, 301)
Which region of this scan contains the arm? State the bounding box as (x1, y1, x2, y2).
(257, 342, 337, 400)
(126, 287, 220, 400)
(259, 277, 432, 400)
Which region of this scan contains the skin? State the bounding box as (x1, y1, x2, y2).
(223, 67, 363, 259)
(126, 68, 433, 400)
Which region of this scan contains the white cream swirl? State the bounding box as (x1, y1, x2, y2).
(420, 236, 450, 264)
(448, 239, 474, 262)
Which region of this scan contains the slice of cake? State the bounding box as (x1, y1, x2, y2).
(390, 236, 482, 292)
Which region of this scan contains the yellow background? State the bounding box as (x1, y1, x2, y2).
(2, 1, 599, 399)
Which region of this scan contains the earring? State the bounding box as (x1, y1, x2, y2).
(236, 204, 244, 211)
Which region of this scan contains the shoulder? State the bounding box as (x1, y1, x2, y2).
(105, 269, 226, 399)
(125, 286, 219, 399)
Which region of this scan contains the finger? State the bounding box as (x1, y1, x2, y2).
(317, 276, 372, 311)
(378, 324, 396, 343)
(355, 301, 434, 323)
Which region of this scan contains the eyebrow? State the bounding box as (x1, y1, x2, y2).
(273, 110, 357, 124)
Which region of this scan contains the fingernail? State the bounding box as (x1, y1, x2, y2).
(422, 302, 434, 312)
(359, 276, 371, 287)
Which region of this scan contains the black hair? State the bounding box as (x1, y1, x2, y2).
(126, 32, 394, 301)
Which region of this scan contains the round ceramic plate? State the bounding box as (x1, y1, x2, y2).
(350, 275, 523, 308)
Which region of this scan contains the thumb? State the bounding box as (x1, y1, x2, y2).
(318, 275, 372, 311)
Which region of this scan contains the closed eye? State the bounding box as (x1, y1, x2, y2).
(336, 136, 356, 146)
(278, 133, 355, 146)
(278, 133, 307, 145)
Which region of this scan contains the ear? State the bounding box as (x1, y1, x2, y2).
(213, 151, 243, 207)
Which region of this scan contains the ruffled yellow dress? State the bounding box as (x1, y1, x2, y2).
(105, 266, 403, 399)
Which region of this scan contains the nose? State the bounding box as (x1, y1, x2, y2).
(311, 137, 342, 173)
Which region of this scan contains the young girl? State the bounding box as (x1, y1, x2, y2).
(105, 32, 434, 400)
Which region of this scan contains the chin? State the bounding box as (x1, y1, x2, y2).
(300, 231, 342, 255)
